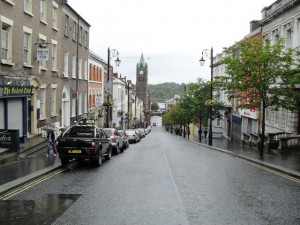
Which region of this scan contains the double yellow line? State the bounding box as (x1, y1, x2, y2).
(245, 160, 300, 184)
(0, 167, 67, 200)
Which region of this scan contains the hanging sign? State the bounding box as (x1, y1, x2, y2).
(37, 48, 49, 61)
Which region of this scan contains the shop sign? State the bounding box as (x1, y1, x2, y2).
(37, 48, 49, 61)
(240, 108, 259, 119)
(0, 85, 32, 97)
(0, 130, 20, 152)
(95, 96, 102, 107)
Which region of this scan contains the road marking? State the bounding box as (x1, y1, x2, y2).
(0, 167, 68, 200)
(160, 145, 189, 225)
(244, 160, 300, 184)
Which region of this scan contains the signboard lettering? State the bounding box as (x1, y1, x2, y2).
(0, 86, 33, 97)
(37, 48, 49, 61)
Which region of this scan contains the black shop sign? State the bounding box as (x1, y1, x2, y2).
(0, 130, 20, 152)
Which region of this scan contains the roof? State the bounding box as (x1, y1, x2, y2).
(137, 53, 147, 68)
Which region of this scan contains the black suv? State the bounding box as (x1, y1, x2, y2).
(56, 120, 112, 166)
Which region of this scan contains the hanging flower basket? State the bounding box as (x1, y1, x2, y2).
(205, 100, 218, 106)
(103, 100, 112, 107)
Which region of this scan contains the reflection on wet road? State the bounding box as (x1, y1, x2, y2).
(0, 194, 81, 225)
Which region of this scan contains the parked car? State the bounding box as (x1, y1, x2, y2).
(125, 129, 140, 143)
(136, 128, 146, 138)
(56, 121, 112, 167)
(103, 128, 124, 154)
(119, 130, 129, 149)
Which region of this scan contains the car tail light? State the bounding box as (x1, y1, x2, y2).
(55, 141, 59, 151)
(91, 142, 96, 149)
(111, 136, 116, 143)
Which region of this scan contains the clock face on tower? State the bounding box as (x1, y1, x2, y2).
(139, 70, 144, 75)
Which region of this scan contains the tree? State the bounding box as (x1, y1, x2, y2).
(151, 102, 159, 111)
(214, 39, 300, 156)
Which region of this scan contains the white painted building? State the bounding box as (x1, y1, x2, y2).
(260, 0, 300, 135)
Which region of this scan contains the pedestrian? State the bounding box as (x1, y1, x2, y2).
(204, 127, 208, 139)
(47, 130, 57, 157)
(198, 127, 202, 141)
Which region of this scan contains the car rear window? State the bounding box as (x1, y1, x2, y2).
(63, 126, 95, 138)
(103, 130, 111, 137)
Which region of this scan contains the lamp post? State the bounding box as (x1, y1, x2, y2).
(199, 47, 213, 146)
(105, 47, 121, 128)
(127, 80, 131, 129)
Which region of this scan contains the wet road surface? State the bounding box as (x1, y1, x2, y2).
(1, 127, 300, 225)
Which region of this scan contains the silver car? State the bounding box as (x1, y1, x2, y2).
(125, 129, 140, 143)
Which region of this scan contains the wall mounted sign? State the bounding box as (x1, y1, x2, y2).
(0, 86, 33, 97)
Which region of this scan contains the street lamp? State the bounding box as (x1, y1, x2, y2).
(105, 47, 121, 128)
(199, 47, 213, 146)
(127, 80, 131, 129)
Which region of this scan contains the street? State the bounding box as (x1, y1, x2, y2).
(1, 127, 300, 225)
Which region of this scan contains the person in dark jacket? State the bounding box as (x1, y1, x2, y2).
(47, 130, 57, 157)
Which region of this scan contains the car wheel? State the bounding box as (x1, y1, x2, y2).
(120, 143, 125, 153)
(105, 146, 112, 160)
(94, 152, 102, 167)
(114, 145, 119, 155)
(61, 158, 69, 166)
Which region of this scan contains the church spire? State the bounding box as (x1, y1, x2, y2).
(137, 53, 147, 68)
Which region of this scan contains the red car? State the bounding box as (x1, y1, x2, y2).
(119, 130, 129, 150)
(103, 128, 124, 154)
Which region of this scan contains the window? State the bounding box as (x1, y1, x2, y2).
(84, 92, 88, 113)
(78, 92, 82, 115)
(84, 31, 88, 47)
(23, 33, 30, 64)
(78, 57, 82, 79)
(52, 2, 58, 30)
(84, 59, 87, 80)
(24, 0, 33, 15)
(72, 98, 76, 117)
(51, 87, 57, 116)
(40, 0, 47, 23)
(79, 26, 82, 44)
(51, 40, 57, 71)
(1, 17, 13, 64)
(72, 21, 77, 41)
(272, 29, 280, 44)
(284, 23, 293, 49)
(286, 28, 292, 49)
(38, 34, 47, 69)
(23, 26, 32, 66)
(38, 87, 46, 119)
(298, 18, 300, 48)
(1, 26, 9, 60)
(72, 54, 76, 78)
(64, 14, 69, 36)
(64, 51, 69, 77)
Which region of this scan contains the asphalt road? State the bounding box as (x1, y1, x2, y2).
(1, 127, 300, 225)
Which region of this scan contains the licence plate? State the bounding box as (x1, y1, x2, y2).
(68, 150, 81, 154)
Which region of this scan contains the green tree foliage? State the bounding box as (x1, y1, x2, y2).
(162, 79, 223, 133)
(214, 38, 300, 156)
(151, 102, 159, 111)
(149, 82, 186, 103)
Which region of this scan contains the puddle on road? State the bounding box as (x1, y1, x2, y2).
(0, 194, 81, 225)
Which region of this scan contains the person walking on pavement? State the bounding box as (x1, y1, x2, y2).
(203, 127, 208, 139)
(198, 126, 202, 142)
(47, 130, 57, 157)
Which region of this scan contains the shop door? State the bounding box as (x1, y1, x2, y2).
(28, 100, 31, 133)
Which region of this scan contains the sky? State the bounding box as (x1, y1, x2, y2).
(68, 0, 275, 84)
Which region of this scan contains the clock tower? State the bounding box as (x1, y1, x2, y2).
(136, 53, 150, 112)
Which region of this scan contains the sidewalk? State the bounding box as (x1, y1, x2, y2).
(0, 136, 61, 194)
(0, 131, 299, 195)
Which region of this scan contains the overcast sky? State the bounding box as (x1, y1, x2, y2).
(68, 0, 275, 84)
